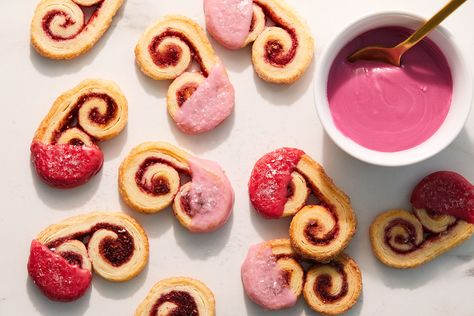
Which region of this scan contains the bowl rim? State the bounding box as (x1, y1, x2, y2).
(313, 10, 473, 167)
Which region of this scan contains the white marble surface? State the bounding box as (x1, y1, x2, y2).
(1, 0, 473, 315)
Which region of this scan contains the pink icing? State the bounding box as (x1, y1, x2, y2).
(241, 243, 297, 310)
(204, 0, 253, 49)
(327, 27, 452, 152)
(175, 63, 235, 135)
(186, 156, 234, 232)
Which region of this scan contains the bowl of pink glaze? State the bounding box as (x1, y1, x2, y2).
(314, 12, 472, 166)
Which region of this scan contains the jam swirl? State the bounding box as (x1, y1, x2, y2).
(150, 291, 199, 316)
(313, 262, 348, 303)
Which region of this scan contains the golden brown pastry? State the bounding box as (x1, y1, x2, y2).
(30, 79, 127, 188)
(119, 142, 234, 233)
(241, 239, 304, 310)
(27, 212, 149, 301)
(303, 253, 362, 316)
(135, 277, 215, 316)
(135, 15, 234, 135)
(31, 0, 124, 59)
(370, 209, 474, 268)
(248, 148, 357, 261)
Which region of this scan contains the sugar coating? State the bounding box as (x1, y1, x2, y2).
(175, 63, 235, 135)
(204, 0, 253, 49)
(248, 148, 305, 218)
(411, 171, 474, 223)
(27, 240, 92, 302)
(186, 156, 234, 232)
(30, 141, 104, 188)
(241, 243, 297, 310)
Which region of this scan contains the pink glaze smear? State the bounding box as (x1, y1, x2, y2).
(186, 156, 234, 232)
(248, 148, 305, 218)
(28, 240, 92, 302)
(327, 27, 453, 152)
(30, 141, 104, 189)
(241, 243, 297, 310)
(175, 63, 235, 135)
(204, 0, 253, 49)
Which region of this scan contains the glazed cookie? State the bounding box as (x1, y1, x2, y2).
(27, 212, 149, 301)
(135, 15, 234, 135)
(119, 142, 234, 233)
(135, 277, 215, 316)
(204, 0, 314, 83)
(31, 79, 127, 188)
(248, 148, 356, 261)
(31, 0, 124, 59)
(303, 253, 362, 316)
(241, 239, 304, 310)
(370, 171, 474, 268)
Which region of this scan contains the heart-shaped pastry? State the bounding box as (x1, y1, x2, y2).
(31, 0, 124, 59)
(30, 79, 127, 188)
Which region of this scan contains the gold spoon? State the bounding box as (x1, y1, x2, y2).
(348, 0, 467, 66)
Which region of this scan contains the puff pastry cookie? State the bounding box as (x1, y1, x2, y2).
(30, 79, 127, 189)
(248, 147, 357, 261)
(370, 171, 474, 268)
(135, 15, 234, 135)
(31, 0, 124, 59)
(119, 142, 234, 233)
(204, 0, 314, 83)
(304, 253, 362, 316)
(241, 239, 304, 310)
(135, 277, 215, 316)
(27, 212, 149, 301)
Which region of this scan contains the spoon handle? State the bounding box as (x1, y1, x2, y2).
(398, 0, 467, 52)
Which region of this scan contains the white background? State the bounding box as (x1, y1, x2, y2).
(1, 0, 474, 315)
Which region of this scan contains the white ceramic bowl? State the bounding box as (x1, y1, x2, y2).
(314, 12, 473, 166)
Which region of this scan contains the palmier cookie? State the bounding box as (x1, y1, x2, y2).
(31, 0, 124, 59)
(119, 142, 234, 233)
(31, 79, 127, 189)
(304, 253, 362, 316)
(27, 212, 149, 301)
(135, 277, 215, 316)
(241, 239, 304, 310)
(370, 171, 474, 268)
(249, 147, 357, 261)
(204, 0, 314, 83)
(135, 15, 234, 135)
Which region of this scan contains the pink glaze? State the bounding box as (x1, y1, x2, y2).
(186, 156, 234, 232)
(241, 243, 297, 310)
(248, 148, 305, 218)
(175, 63, 235, 135)
(30, 141, 104, 189)
(28, 240, 92, 302)
(327, 27, 453, 152)
(204, 0, 253, 49)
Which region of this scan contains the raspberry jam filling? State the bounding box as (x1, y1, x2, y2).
(151, 291, 199, 316)
(30, 141, 104, 189)
(313, 261, 348, 303)
(135, 157, 184, 196)
(304, 218, 340, 246)
(248, 147, 304, 218)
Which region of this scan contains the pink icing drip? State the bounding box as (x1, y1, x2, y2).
(186, 156, 234, 233)
(327, 27, 452, 152)
(204, 0, 253, 49)
(175, 63, 235, 135)
(241, 243, 297, 310)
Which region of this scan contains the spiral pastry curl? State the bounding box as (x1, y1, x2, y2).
(27, 212, 149, 301)
(370, 209, 474, 268)
(241, 239, 304, 310)
(119, 142, 234, 233)
(135, 277, 215, 316)
(135, 16, 235, 135)
(303, 253, 362, 316)
(31, 0, 124, 59)
(31, 79, 127, 188)
(204, 0, 314, 83)
(248, 148, 356, 261)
